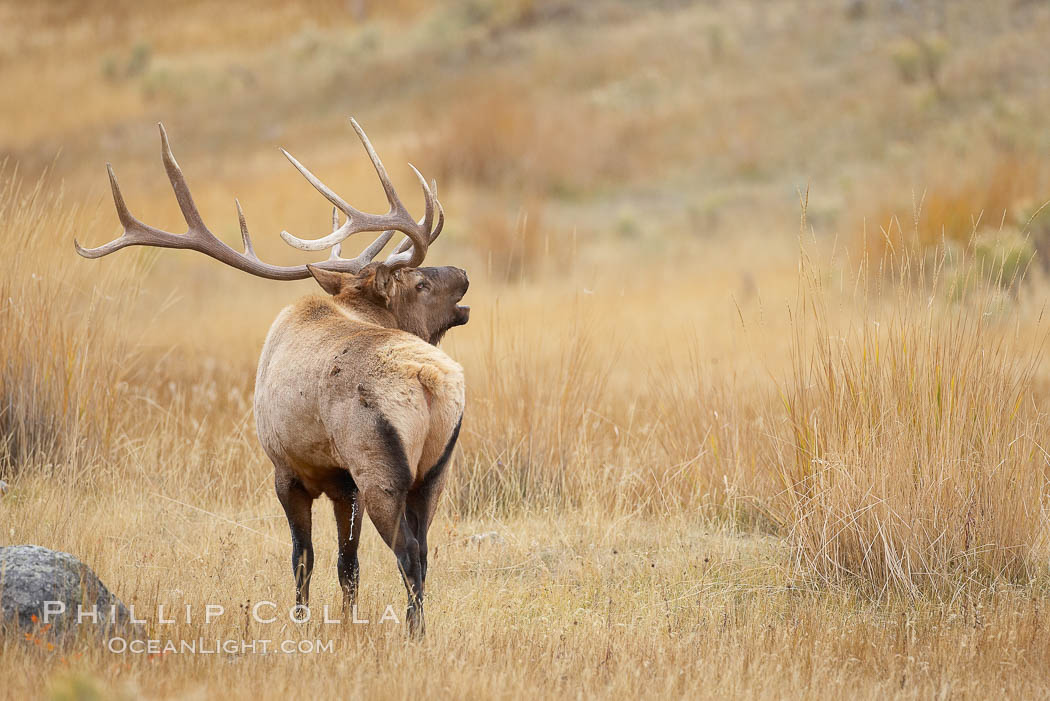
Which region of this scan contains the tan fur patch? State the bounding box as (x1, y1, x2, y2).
(377, 336, 466, 399)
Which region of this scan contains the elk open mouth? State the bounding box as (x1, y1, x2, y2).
(453, 303, 471, 326)
(451, 271, 470, 326)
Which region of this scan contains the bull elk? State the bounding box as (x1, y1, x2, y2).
(75, 119, 470, 635)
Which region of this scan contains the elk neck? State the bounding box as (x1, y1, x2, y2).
(328, 292, 398, 330)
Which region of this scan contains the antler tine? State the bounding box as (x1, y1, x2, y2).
(430, 198, 445, 242)
(349, 117, 409, 218)
(159, 124, 208, 233)
(408, 163, 435, 239)
(236, 199, 257, 259)
(279, 150, 358, 232)
(391, 180, 444, 257)
(73, 164, 139, 258)
(108, 163, 135, 230)
(329, 208, 342, 259)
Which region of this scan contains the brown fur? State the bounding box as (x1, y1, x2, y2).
(255, 263, 469, 635)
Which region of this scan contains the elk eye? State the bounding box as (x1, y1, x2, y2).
(416, 281, 426, 291)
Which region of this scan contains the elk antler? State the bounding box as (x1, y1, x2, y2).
(74, 120, 439, 278)
(279, 117, 442, 270)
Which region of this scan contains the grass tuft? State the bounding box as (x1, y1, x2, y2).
(0, 170, 140, 476)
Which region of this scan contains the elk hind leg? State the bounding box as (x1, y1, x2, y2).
(327, 471, 362, 619)
(353, 414, 424, 636)
(275, 473, 315, 619)
(360, 488, 423, 636)
(406, 414, 462, 592)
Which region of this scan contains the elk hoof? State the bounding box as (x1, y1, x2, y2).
(291, 604, 310, 622)
(406, 606, 425, 638)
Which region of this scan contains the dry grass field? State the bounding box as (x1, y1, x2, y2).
(3, 0, 1050, 698)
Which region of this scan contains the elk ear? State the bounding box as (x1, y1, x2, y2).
(369, 265, 397, 304)
(307, 265, 346, 296)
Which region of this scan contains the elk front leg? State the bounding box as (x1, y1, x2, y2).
(332, 490, 362, 618)
(276, 476, 314, 619)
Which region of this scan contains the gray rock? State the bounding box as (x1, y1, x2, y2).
(0, 480, 8, 496)
(0, 545, 132, 640)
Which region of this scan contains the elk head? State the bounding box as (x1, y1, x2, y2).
(309, 261, 470, 346)
(74, 118, 469, 345)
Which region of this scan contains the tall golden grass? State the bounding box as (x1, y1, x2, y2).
(774, 234, 1047, 596)
(863, 152, 1050, 256)
(0, 170, 140, 475)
